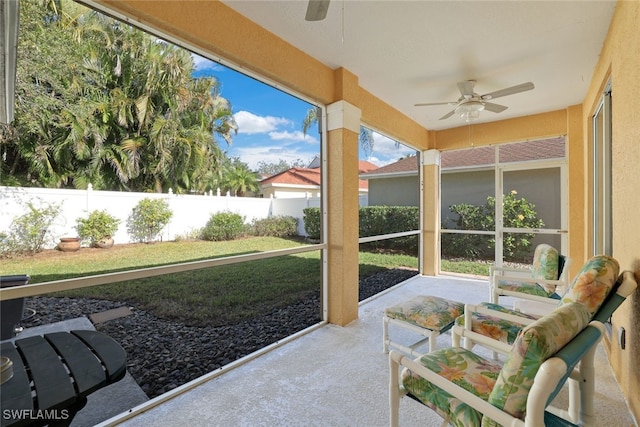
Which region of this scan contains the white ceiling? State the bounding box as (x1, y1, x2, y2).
(222, 0, 616, 131)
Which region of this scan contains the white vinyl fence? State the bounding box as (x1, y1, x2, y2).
(0, 186, 368, 248)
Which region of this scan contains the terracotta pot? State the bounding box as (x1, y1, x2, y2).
(58, 237, 81, 252)
(93, 237, 114, 249)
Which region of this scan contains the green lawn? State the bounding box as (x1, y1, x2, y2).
(441, 259, 491, 277)
(1, 237, 420, 327)
(2, 237, 488, 326)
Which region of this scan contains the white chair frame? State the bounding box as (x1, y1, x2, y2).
(389, 321, 604, 427)
(489, 256, 572, 305)
(457, 270, 637, 356)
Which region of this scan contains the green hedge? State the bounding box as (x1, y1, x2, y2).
(303, 206, 418, 254)
(303, 207, 321, 240)
(201, 212, 246, 241)
(441, 190, 544, 262)
(251, 216, 298, 237)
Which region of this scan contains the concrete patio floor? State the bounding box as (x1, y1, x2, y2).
(97, 274, 635, 427)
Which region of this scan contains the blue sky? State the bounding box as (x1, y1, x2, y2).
(192, 55, 415, 170)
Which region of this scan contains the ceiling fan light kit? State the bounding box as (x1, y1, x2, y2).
(456, 100, 484, 123)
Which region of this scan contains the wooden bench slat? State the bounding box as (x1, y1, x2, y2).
(46, 332, 107, 395)
(1, 342, 34, 426)
(71, 330, 126, 382)
(14, 336, 76, 410)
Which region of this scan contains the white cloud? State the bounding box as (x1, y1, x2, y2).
(231, 146, 316, 170)
(369, 131, 416, 159)
(233, 111, 291, 134)
(191, 54, 224, 72)
(269, 130, 318, 143)
(365, 156, 389, 167)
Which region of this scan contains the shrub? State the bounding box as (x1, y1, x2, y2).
(1, 201, 61, 254)
(201, 212, 246, 241)
(251, 216, 298, 237)
(127, 198, 173, 243)
(303, 206, 419, 254)
(173, 228, 201, 242)
(441, 203, 493, 259)
(442, 190, 544, 261)
(359, 206, 419, 254)
(303, 207, 321, 240)
(76, 210, 120, 246)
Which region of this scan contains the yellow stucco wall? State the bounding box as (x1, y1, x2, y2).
(421, 154, 440, 276)
(565, 104, 585, 277)
(432, 109, 567, 150)
(582, 1, 640, 419)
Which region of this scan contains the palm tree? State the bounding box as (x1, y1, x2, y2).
(224, 160, 260, 197)
(302, 107, 375, 157)
(10, 1, 237, 192)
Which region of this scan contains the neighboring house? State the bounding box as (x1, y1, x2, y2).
(359, 156, 421, 207)
(361, 137, 565, 245)
(260, 159, 378, 199)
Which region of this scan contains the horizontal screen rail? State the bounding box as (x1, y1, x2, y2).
(358, 230, 420, 244)
(0, 243, 326, 301)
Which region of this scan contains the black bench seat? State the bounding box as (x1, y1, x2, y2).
(1, 330, 126, 427)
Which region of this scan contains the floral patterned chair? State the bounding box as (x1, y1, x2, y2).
(454, 255, 626, 355)
(390, 302, 605, 427)
(490, 243, 572, 306)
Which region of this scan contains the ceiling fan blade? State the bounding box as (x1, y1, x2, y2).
(414, 102, 456, 107)
(305, 0, 330, 21)
(457, 81, 475, 97)
(483, 102, 508, 113)
(439, 110, 456, 120)
(481, 82, 534, 100)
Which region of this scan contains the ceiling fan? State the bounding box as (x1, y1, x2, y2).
(415, 80, 535, 122)
(305, 0, 331, 21)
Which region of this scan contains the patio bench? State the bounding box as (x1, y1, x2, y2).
(0, 330, 127, 427)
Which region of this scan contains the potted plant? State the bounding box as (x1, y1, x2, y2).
(75, 210, 120, 248)
(57, 236, 81, 252)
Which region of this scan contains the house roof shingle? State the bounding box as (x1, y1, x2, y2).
(362, 137, 565, 177)
(260, 160, 379, 189)
(260, 167, 321, 186)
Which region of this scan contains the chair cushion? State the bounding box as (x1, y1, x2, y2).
(384, 296, 464, 332)
(455, 302, 538, 345)
(402, 347, 501, 427)
(531, 244, 560, 294)
(496, 280, 550, 298)
(481, 302, 591, 427)
(560, 255, 620, 316)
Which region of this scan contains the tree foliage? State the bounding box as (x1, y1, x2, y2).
(441, 190, 544, 261)
(4, 0, 237, 192)
(222, 158, 260, 197)
(255, 159, 307, 176)
(302, 107, 376, 157)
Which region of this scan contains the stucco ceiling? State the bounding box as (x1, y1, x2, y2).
(222, 0, 616, 132)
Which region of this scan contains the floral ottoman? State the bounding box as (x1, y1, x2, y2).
(383, 295, 464, 356)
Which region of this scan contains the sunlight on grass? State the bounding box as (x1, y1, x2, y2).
(0, 237, 311, 282)
(1, 237, 489, 326)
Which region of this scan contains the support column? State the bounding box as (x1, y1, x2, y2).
(421, 149, 440, 275)
(325, 100, 360, 326)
